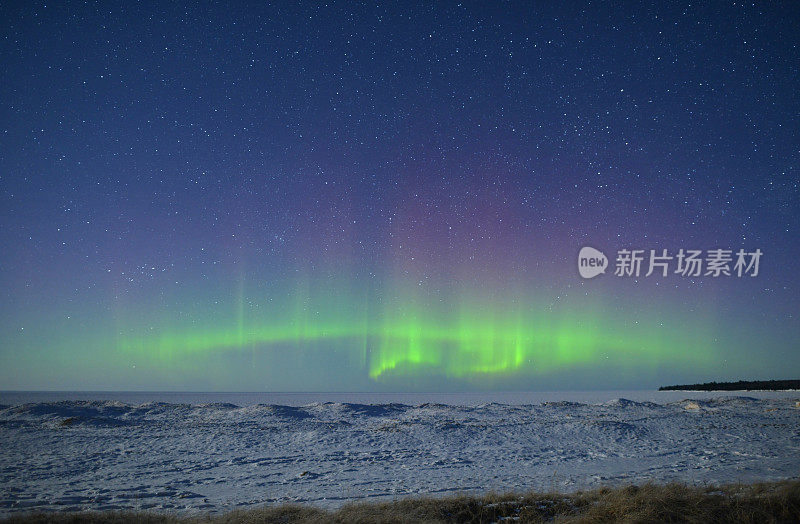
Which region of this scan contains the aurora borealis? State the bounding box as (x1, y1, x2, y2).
(1, 2, 798, 391)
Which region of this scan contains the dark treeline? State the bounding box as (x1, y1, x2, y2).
(659, 379, 800, 391)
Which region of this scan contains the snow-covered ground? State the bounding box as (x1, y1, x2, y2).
(0, 395, 798, 515)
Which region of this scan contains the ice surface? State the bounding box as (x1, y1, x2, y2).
(1, 395, 798, 515)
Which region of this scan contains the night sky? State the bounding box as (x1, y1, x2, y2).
(1, 2, 798, 391)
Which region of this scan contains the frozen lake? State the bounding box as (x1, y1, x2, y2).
(1, 391, 798, 515)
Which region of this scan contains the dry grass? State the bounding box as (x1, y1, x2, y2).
(4, 479, 799, 523)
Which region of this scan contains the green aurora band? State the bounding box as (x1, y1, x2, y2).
(115, 280, 719, 383)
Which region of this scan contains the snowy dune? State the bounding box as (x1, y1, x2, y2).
(0, 396, 798, 515)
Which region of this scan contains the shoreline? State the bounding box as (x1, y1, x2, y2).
(3, 479, 799, 523)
